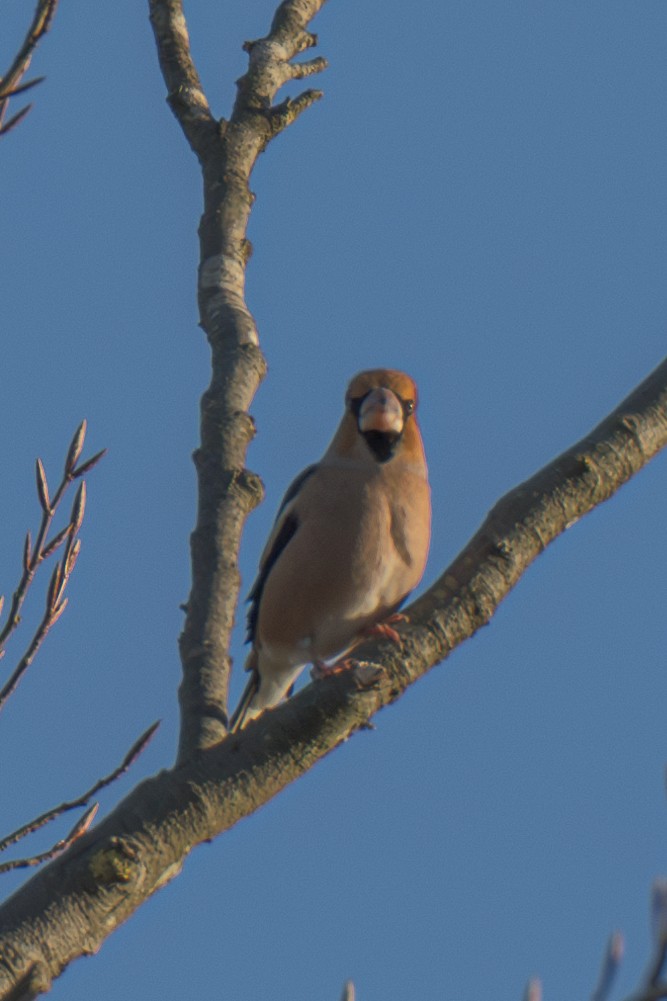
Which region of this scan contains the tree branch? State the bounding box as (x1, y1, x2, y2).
(0, 0, 58, 136)
(146, 0, 215, 157)
(0, 721, 159, 863)
(0, 356, 663, 999)
(0, 426, 105, 709)
(0, 806, 99, 877)
(148, 0, 328, 761)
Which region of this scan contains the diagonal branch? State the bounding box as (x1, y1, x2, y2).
(149, 0, 328, 761)
(0, 356, 664, 999)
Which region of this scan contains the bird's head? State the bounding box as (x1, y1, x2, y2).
(328, 369, 425, 466)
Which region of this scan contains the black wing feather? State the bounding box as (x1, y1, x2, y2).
(245, 511, 299, 644)
(275, 464, 318, 517)
(245, 464, 319, 645)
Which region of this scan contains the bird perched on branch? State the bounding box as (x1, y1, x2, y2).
(229, 369, 431, 731)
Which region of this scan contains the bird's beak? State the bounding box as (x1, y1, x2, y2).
(358, 388, 404, 434)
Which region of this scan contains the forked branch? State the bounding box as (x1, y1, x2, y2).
(0, 423, 105, 709)
(148, 0, 329, 761)
(0, 806, 99, 877)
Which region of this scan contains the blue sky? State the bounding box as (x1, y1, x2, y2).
(1, 1, 667, 999)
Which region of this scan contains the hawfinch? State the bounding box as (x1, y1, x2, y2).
(229, 369, 431, 730)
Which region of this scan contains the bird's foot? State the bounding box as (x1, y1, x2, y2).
(362, 612, 409, 645)
(311, 658, 384, 693)
(310, 658, 358, 681)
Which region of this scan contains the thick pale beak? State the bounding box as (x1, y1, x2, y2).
(358, 388, 404, 434)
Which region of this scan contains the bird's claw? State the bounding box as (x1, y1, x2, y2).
(310, 658, 384, 691)
(310, 658, 358, 680)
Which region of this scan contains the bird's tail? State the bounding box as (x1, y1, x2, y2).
(228, 670, 260, 732)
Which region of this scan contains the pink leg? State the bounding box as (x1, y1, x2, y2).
(310, 614, 410, 681)
(361, 612, 409, 645)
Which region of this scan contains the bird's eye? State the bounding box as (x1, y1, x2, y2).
(348, 396, 364, 418)
(403, 399, 415, 417)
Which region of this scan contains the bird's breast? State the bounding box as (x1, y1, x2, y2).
(255, 466, 429, 664)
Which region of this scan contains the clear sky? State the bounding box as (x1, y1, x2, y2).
(2, 2, 667, 1000)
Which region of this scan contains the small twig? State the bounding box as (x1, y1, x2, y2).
(0, 76, 45, 99)
(0, 425, 105, 711)
(0, 104, 34, 137)
(0, 422, 105, 656)
(266, 89, 324, 140)
(71, 449, 106, 479)
(591, 932, 624, 1001)
(0, 804, 98, 875)
(0, 721, 160, 858)
(0, 0, 59, 135)
(0, 601, 62, 711)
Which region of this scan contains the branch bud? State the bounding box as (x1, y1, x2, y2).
(42, 525, 71, 559)
(64, 538, 81, 577)
(35, 458, 51, 513)
(66, 802, 99, 842)
(122, 720, 161, 770)
(70, 481, 86, 536)
(49, 598, 68, 625)
(64, 420, 87, 475)
(47, 563, 64, 611)
(72, 448, 106, 478)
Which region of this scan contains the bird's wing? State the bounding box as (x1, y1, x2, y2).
(245, 464, 319, 645)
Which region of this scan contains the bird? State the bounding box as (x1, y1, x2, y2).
(229, 368, 431, 731)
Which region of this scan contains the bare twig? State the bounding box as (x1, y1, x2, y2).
(1, 76, 45, 99)
(0, 805, 99, 875)
(0, 425, 105, 710)
(0, 104, 34, 138)
(0, 422, 104, 656)
(0, 0, 59, 135)
(591, 932, 624, 1001)
(0, 721, 160, 858)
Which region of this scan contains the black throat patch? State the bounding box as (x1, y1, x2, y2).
(362, 430, 401, 463)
